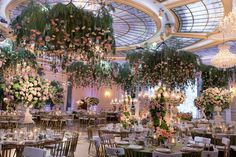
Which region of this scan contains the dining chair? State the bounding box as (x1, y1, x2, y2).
(1, 144, 17, 157)
(50, 140, 71, 157)
(22, 146, 47, 157)
(105, 147, 125, 157)
(68, 132, 79, 157)
(87, 125, 99, 152)
(94, 137, 102, 157)
(222, 137, 230, 157)
(201, 149, 219, 157)
(152, 152, 182, 157)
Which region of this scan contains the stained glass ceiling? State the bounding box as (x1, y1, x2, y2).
(172, 0, 224, 33)
(10, 0, 158, 48)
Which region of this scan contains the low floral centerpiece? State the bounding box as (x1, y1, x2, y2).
(85, 97, 99, 106)
(177, 112, 193, 121)
(194, 87, 232, 119)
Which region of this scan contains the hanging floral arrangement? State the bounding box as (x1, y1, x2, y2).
(177, 112, 192, 121)
(11, 1, 115, 69)
(126, 47, 199, 91)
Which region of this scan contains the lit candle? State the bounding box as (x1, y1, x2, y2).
(171, 137, 176, 144)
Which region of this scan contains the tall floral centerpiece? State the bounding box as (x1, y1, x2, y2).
(194, 87, 232, 121)
(4, 75, 50, 123)
(149, 87, 173, 143)
(119, 94, 138, 129)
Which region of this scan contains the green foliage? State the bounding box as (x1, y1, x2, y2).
(0, 46, 38, 75)
(67, 60, 113, 87)
(48, 80, 64, 106)
(12, 1, 115, 54)
(199, 64, 228, 90)
(112, 63, 134, 91)
(126, 47, 199, 91)
(11, 1, 48, 44)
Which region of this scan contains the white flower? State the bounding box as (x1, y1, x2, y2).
(34, 81, 38, 86)
(42, 96, 47, 101)
(37, 92, 41, 97)
(28, 94, 33, 101)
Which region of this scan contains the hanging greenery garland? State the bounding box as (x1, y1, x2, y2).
(126, 47, 199, 91)
(11, 1, 115, 68)
(199, 64, 229, 90)
(0, 42, 38, 80)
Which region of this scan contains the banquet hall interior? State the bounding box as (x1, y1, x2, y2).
(1, 0, 236, 157)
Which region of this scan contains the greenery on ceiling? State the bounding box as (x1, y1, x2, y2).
(9, 0, 117, 87)
(66, 60, 113, 87)
(11, 1, 115, 53)
(126, 47, 199, 91)
(0, 42, 38, 78)
(199, 64, 229, 90)
(4, 0, 233, 90)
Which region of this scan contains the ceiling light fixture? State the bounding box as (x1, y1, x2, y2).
(219, 10, 236, 35)
(211, 44, 236, 69)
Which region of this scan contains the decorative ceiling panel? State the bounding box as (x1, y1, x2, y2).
(10, 0, 158, 48)
(172, 0, 224, 33)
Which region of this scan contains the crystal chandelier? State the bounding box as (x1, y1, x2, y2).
(211, 44, 236, 69)
(219, 9, 236, 35)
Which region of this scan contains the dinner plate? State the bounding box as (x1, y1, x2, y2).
(128, 145, 143, 149)
(155, 148, 171, 153)
(116, 141, 129, 145)
(191, 143, 205, 148)
(181, 147, 201, 152)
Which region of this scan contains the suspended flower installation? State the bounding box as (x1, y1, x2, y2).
(126, 47, 199, 91)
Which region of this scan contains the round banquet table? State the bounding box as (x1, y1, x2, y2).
(99, 128, 147, 139)
(1, 138, 61, 157)
(117, 145, 234, 157)
(191, 132, 236, 145)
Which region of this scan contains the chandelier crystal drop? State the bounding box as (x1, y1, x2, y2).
(211, 44, 236, 69)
